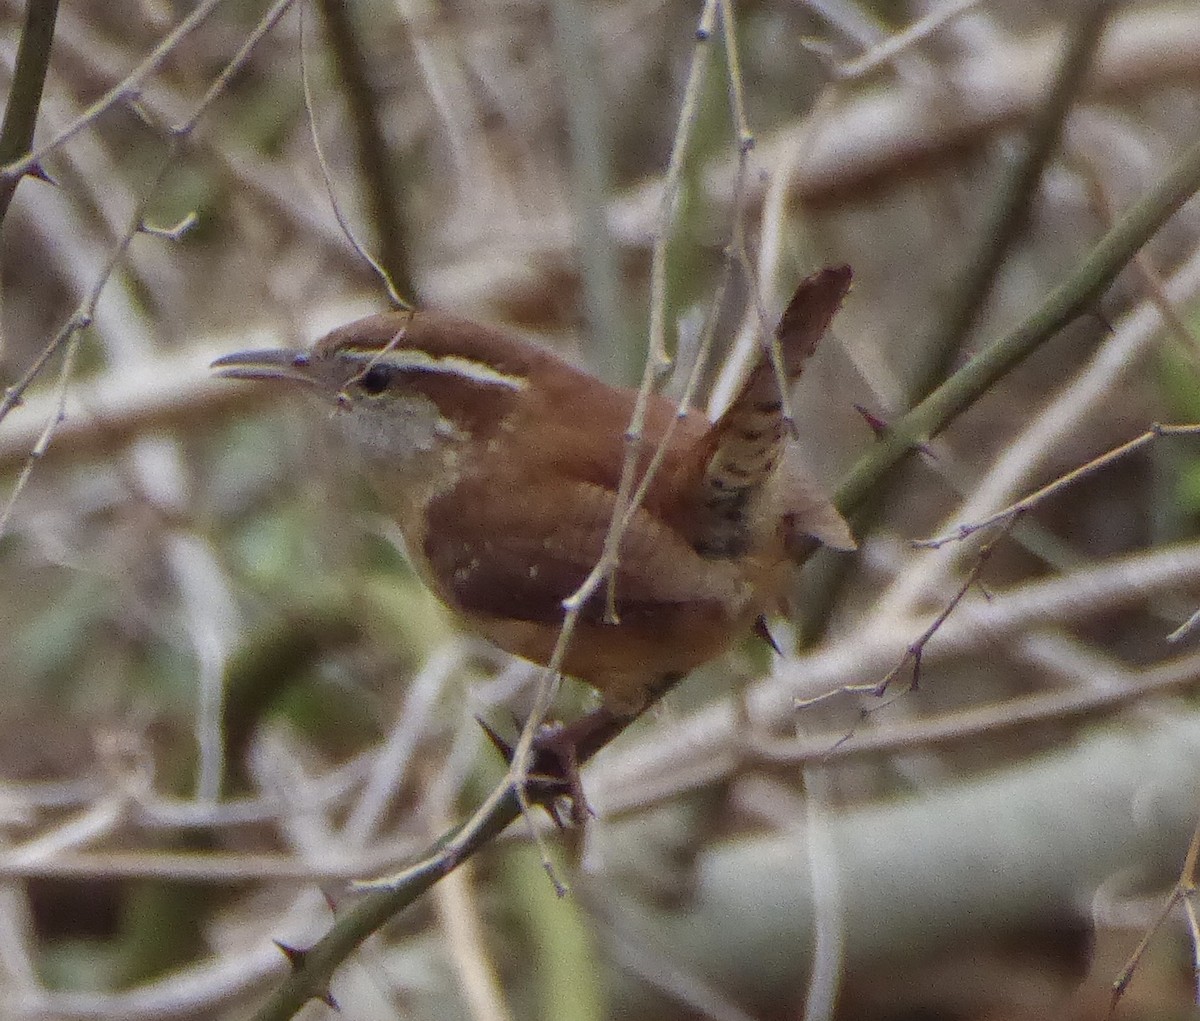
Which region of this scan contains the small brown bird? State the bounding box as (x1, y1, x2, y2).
(213, 266, 853, 721)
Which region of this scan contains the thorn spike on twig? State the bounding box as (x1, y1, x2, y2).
(273, 940, 308, 970)
(854, 405, 938, 459)
(854, 403, 889, 438)
(28, 161, 57, 186)
(753, 615, 782, 654)
(321, 887, 340, 915)
(475, 716, 514, 763)
(909, 646, 924, 691)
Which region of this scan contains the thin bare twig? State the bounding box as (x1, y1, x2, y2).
(708, 85, 840, 417)
(493, 1, 752, 878)
(1077, 154, 1200, 367)
(623, 95, 759, 530)
(0, 0, 298, 434)
(491, 0, 730, 886)
(299, 4, 408, 309)
(916, 423, 1200, 548)
(0, 0, 226, 184)
(837, 0, 983, 79)
(0, 330, 81, 539)
(718, 0, 801, 439)
(573, 0, 720, 624)
(314, 0, 412, 300)
(1109, 811, 1200, 1014)
(763, 648, 1200, 770)
(797, 519, 1011, 724)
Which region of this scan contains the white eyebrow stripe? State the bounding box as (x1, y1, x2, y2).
(342, 347, 528, 391)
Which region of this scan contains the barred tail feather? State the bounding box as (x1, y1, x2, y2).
(688, 266, 852, 557)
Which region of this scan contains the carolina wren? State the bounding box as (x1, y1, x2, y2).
(213, 266, 854, 715)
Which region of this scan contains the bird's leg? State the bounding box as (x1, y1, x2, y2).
(478, 712, 609, 827)
(479, 673, 684, 828)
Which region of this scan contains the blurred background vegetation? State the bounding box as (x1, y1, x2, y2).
(2, 0, 1200, 1018)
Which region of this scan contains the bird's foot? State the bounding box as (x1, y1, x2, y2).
(477, 708, 627, 828)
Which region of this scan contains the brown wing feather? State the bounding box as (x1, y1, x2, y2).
(421, 471, 745, 627)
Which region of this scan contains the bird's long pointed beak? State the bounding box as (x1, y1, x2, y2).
(210, 349, 316, 385)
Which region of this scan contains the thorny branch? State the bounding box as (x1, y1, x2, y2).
(2, 3, 1200, 1017)
(916, 423, 1200, 550)
(252, 82, 1200, 1021)
(796, 519, 1015, 756)
(0, 0, 298, 535)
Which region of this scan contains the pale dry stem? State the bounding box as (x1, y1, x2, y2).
(1109, 813, 1200, 1014)
(298, 3, 408, 310)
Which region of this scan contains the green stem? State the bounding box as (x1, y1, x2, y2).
(798, 0, 1118, 643)
(0, 0, 60, 227)
(910, 0, 1120, 398)
(250, 707, 634, 1021)
(837, 128, 1200, 516)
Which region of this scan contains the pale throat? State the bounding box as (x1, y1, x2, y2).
(332, 390, 468, 510)
(326, 345, 530, 520)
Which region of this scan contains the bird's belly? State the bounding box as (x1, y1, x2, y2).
(473, 597, 759, 713)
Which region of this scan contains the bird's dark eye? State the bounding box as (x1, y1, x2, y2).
(357, 364, 393, 395)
